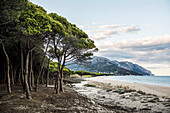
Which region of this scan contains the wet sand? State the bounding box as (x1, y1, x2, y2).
(87, 76, 170, 97)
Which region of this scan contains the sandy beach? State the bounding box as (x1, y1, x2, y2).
(87, 76, 170, 97)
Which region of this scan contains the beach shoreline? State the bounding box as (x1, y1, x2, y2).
(72, 76, 170, 113)
(86, 76, 170, 97)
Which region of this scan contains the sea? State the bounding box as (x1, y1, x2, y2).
(108, 76, 170, 87)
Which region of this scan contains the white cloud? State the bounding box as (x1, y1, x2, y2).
(119, 25, 140, 33)
(98, 35, 170, 50)
(97, 24, 122, 29)
(87, 24, 141, 40)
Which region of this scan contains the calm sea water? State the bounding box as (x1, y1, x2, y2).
(108, 76, 170, 87)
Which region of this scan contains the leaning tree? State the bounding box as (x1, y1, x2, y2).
(49, 13, 98, 94)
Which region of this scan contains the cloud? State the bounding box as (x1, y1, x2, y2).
(87, 24, 141, 40)
(111, 35, 170, 51)
(96, 35, 170, 51)
(119, 25, 140, 33)
(97, 25, 121, 29)
(91, 30, 118, 40)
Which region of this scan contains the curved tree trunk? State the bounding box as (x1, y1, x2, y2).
(1, 42, 11, 93)
(25, 51, 32, 99)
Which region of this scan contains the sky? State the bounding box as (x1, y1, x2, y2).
(30, 0, 170, 76)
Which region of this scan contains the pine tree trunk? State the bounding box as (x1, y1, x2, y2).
(1, 42, 11, 93)
(36, 78, 39, 92)
(41, 69, 44, 84)
(29, 51, 33, 91)
(18, 70, 21, 84)
(21, 47, 25, 91)
(56, 74, 60, 94)
(29, 69, 32, 91)
(10, 63, 14, 85)
(25, 51, 32, 99)
(54, 77, 57, 89)
(46, 57, 50, 87)
(60, 57, 66, 92)
(31, 70, 34, 88)
(56, 61, 61, 94)
(13, 65, 18, 84)
(59, 72, 64, 92)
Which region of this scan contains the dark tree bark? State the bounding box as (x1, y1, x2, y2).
(55, 74, 60, 94)
(31, 70, 34, 88)
(30, 51, 34, 88)
(59, 55, 66, 92)
(56, 61, 60, 94)
(20, 44, 25, 91)
(13, 65, 18, 84)
(28, 51, 33, 91)
(59, 72, 64, 92)
(1, 42, 11, 93)
(41, 68, 44, 84)
(17, 69, 21, 84)
(46, 57, 50, 87)
(10, 63, 14, 85)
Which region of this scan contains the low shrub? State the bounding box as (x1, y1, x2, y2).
(84, 84, 96, 87)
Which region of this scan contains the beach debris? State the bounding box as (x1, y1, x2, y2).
(106, 89, 112, 92)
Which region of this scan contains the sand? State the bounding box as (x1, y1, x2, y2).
(86, 76, 170, 97)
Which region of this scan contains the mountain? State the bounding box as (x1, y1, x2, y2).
(66, 56, 154, 75)
(111, 61, 153, 76)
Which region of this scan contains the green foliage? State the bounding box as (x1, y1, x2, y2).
(49, 13, 70, 35)
(0, 0, 28, 38)
(74, 70, 114, 76)
(71, 24, 88, 38)
(49, 61, 71, 75)
(19, 2, 53, 35)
